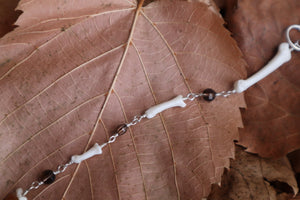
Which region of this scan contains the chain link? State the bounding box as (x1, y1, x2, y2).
(294, 40, 300, 51)
(183, 90, 236, 101)
(126, 114, 146, 127)
(183, 93, 204, 101)
(53, 160, 74, 175)
(215, 90, 236, 97)
(23, 181, 44, 196)
(108, 133, 118, 143)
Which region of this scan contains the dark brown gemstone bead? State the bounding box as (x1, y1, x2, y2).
(116, 124, 128, 136)
(203, 88, 216, 101)
(40, 170, 56, 184)
(3, 193, 18, 200)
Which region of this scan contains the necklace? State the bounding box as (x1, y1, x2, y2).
(3, 24, 300, 200)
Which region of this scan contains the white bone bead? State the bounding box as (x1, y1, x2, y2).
(145, 95, 186, 119)
(71, 143, 106, 164)
(234, 42, 292, 93)
(16, 188, 27, 200)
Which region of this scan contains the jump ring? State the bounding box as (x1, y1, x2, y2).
(286, 24, 300, 51)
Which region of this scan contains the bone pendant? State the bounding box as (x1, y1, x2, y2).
(71, 143, 106, 163)
(234, 42, 292, 93)
(145, 95, 186, 119)
(17, 188, 27, 200)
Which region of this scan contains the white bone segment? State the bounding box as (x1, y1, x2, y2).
(234, 42, 292, 93)
(145, 95, 186, 119)
(71, 143, 106, 163)
(16, 188, 27, 200)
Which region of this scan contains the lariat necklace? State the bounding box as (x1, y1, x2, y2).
(4, 24, 300, 200)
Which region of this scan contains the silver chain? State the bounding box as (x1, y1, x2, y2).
(215, 90, 236, 97)
(183, 92, 204, 101)
(20, 90, 236, 198)
(19, 90, 234, 198)
(22, 160, 74, 196)
(21, 112, 146, 197)
(53, 160, 74, 175)
(184, 89, 236, 101)
(107, 114, 146, 144)
(107, 133, 118, 143)
(126, 114, 146, 127)
(23, 181, 44, 196)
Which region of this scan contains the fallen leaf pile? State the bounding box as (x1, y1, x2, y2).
(0, 0, 247, 199)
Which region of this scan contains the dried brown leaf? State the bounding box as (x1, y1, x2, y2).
(0, 0, 22, 38)
(289, 194, 300, 200)
(0, 0, 247, 199)
(288, 149, 300, 174)
(208, 146, 298, 200)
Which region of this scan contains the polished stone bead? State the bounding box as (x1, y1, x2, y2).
(116, 124, 128, 136)
(3, 193, 18, 200)
(203, 88, 216, 101)
(40, 170, 56, 184)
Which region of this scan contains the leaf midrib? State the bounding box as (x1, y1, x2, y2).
(61, 0, 146, 198)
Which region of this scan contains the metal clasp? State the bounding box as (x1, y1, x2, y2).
(286, 24, 300, 51)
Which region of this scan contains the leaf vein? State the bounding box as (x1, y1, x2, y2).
(85, 160, 94, 200)
(61, 1, 144, 197)
(0, 44, 124, 125)
(0, 93, 105, 164)
(101, 120, 121, 200)
(141, 9, 217, 184)
(131, 38, 181, 198)
(113, 89, 148, 199)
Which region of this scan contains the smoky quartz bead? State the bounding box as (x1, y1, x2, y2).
(116, 124, 128, 136)
(203, 88, 216, 101)
(40, 170, 56, 184)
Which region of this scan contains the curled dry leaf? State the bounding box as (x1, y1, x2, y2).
(0, 0, 247, 199)
(208, 145, 298, 200)
(0, 0, 22, 37)
(289, 194, 300, 200)
(227, 0, 300, 158)
(288, 149, 300, 198)
(288, 149, 300, 174)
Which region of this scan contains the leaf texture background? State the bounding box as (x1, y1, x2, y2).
(0, 0, 247, 199)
